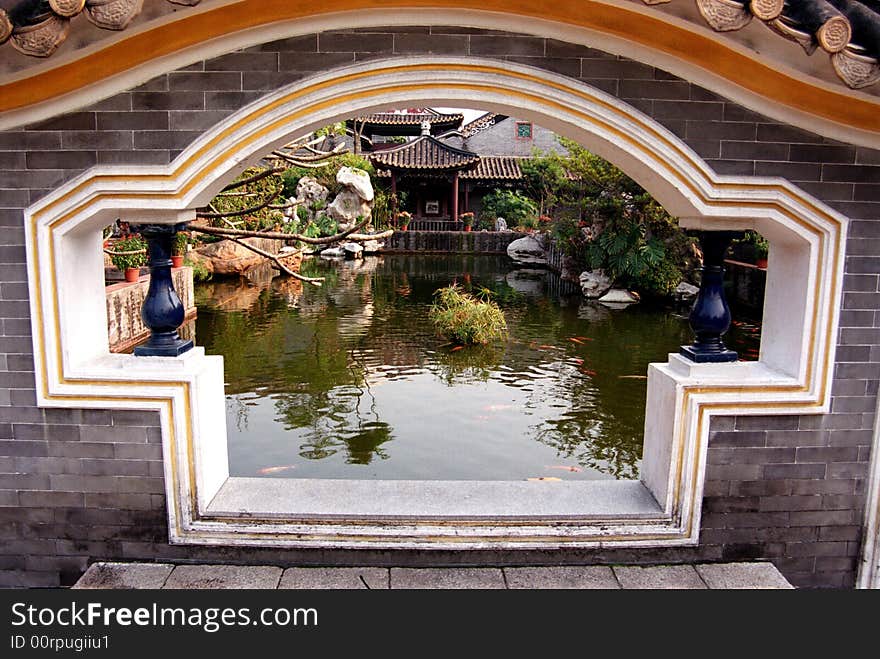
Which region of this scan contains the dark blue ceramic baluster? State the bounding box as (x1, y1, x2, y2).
(130, 223, 194, 357)
(679, 231, 740, 363)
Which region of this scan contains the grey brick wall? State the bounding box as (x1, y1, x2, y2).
(0, 26, 877, 588)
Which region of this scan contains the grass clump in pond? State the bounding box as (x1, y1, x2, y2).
(429, 284, 507, 345)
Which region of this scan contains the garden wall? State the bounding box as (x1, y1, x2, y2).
(0, 26, 878, 588)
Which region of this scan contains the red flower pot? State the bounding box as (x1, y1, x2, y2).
(124, 267, 140, 283)
(464, 225, 472, 232)
(400, 225, 408, 232)
(756, 258, 768, 269)
(171, 255, 185, 268)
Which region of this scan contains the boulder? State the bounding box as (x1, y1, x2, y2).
(327, 189, 372, 229)
(191, 237, 287, 276)
(319, 246, 344, 259)
(675, 281, 700, 303)
(494, 217, 508, 231)
(506, 235, 548, 266)
(579, 269, 613, 299)
(361, 240, 384, 254)
(295, 177, 329, 206)
(342, 242, 364, 259)
(597, 288, 640, 306)
(337, 166, 374, 202)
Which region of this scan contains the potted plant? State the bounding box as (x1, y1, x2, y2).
(397, 211, 412, 232)
(110, 235, 148, 283)
(171, 232, 188, 268)
(754, 235, 769, 269)
(460, 212, 475, 232)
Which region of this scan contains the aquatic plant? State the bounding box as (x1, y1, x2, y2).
(429, 284, 507, 345)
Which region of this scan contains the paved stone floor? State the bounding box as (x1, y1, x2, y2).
(73, 561, 793, 589)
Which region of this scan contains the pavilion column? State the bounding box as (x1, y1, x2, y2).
(679, 231, 740, 363)
(129, 222, 194, 357)
(391, 173, 398, 225)
(452, 171, 460, 224)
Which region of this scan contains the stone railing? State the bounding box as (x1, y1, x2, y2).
(385, 230, 521, 254)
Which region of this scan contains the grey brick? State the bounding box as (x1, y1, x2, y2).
(79, 426, 148, 443)
(204, 91, 263, 110)
(169, 72, 243, 91)
(241, 71, 306, 91)
(97, 150, 171, 165)
(704, 464, 762, 481)
(509, 56, 580, 78)
(766, 430, 827, 447)
(762, 463, 826, 479)
(757, 123, 823, 144)
(60, 131, 132, 150)
(132, 76, 168, 93)
(18, 491, 85, 507)
(579, 59, 654, 79)
(848, 221, 880, 239)
(797, 181, 855, 201)
(654, 100, 723, 121)
(84, 493, 153, 510)
(818, 525, 862, 541)
(259, 34, 318, 52)
(114, 443, 162, 460)
(471, 35, 547, 57)
(206, 52, 279, 71)
(758, 495, 821, 511)
(796, 446, 860, 462)
(393, 33, 468, 55)
(0, 473, 50, 489)
(319, 32, 393, 53)
(97, 111, 169, 131)
(831, 378, 868, 395)
(50, 442, 114, 459)
(728, 480, 791, 497)
(842, 292, 880, 310)
(823, 164, 880, 183)
(132, 92, 205, 112)
(821, 495, 863, 510)
(828, 462, 868, 479)
(790, 144, 856, 164)
(546, 40, 612, 58)
(844, 257, 880, 274)
(170, 110, 235, 131)
(826, 429, 873, 446)
(834, 346, 872, 363)
(133, 131, 202, 151)
(26, 151, 96, 170)
(755, 161, 821, 181)
(28, 113, 95, 131)
(789, 510, 855, 526)
(707, 447, 795, 465)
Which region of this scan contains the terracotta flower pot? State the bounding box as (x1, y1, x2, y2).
(124, 267, 140, 283)
(400, 225, 408, 232)
(464, 225, 472, 232)
(756, 258, 768, 269)
(171, 255, 185, 268)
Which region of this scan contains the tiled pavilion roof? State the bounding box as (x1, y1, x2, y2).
(459, 156, 524, 180)
(369, 135, 481, 172)
(1, 1, 878, 88)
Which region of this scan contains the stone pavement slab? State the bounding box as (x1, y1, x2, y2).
(390, 567, 506, 589)
(503, 566, 620, 589)
(73, 562, 174, 589)
(613, 565, 707, 589)
(162, 564, 283, 589)
(279, 567, 389, 589)
(695, 562, 794, 589)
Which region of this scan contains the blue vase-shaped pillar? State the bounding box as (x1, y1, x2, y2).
(130, 223, 194, 357)
(680, 231, 740, 363)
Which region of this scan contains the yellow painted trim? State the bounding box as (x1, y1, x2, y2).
(1, 1, 878, 136)
(27, 63, 844, 546)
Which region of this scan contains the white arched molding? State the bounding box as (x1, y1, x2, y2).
(25, 59, 847, 549)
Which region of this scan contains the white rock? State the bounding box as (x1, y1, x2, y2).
(361, 240, 383, 254)
(327, 189, 372, 225)
(320, 246, 344, 259)
(494, 217, 508, 231)
(295, 177, 328, 205)
(337, 166, 374, 202)
(675, 281, 700, 302)
(597, 288, 640, 305)
(579, 269, 613, 299)
(342, 242, 364, 259)
(506, 235, 548, 266)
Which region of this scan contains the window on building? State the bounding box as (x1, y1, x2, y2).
(515, 121, 533, 139)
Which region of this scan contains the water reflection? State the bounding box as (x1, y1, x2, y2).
(195, 255, 760, 481)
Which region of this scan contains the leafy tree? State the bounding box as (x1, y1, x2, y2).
(520, 151, 569, 217)
(479, 189, 538, 229)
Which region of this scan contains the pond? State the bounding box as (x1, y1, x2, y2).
(194, 254, 760, 482)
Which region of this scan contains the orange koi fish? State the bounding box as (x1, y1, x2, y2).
(538, 344, 555, 349)
(258, 465, 296, 475)
(572, 358, 584, 366)
(450, 345, 464, 352)
(545, 465, 583, 473)
(618, 375, 647, 379)
(581, 369, 597, 376)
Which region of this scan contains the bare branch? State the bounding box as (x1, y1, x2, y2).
(190, 217, 382, 245)
(104, 248, 146, 256)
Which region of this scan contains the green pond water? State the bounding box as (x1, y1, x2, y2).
(194, 254, 760, 481)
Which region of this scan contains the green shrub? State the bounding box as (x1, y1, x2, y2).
(110, 235, 148, 271)
(172, 231, 189, 256)
(479, 189, 538, 229)
(429, 284, 507, 345)
(185, 256, 211, 282)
